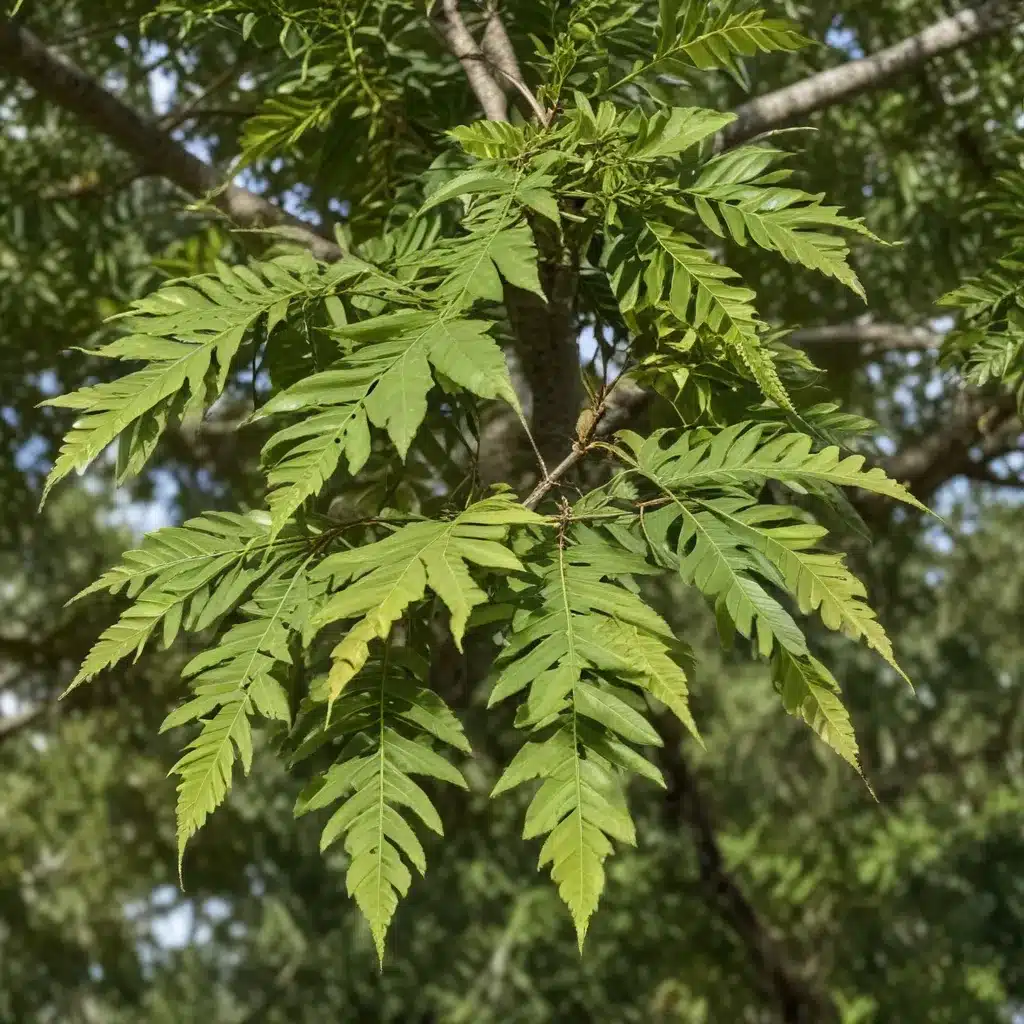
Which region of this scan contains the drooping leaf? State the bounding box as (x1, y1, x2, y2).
(489, 525, 681, 944)
(294, 646, 469, 961)
(312, 496, 546, 709)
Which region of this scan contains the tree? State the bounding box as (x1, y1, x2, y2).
(1, 2, 1022, 1022)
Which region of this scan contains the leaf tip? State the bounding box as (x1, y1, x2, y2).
(573, 917, 589, 955)
(372, 927, 387, 968)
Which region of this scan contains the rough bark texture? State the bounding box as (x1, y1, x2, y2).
(433, 0, 509, 121)
(505, 262, 584, 472)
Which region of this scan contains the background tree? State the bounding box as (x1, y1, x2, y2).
(1, 2, 1023, 1023)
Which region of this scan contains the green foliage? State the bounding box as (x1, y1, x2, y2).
(611, 422, 919, 688)
(294, 644, 471, 962)
(47, 0, 934, 954)
(66, 511, 291, 690)
(939, 168, 1024, 411)
(41, 254, 357, 500)
(488, 525, 692, 944)
(256, 311, 521, 531)
(311, 496, 545, 708)
(163, 559, 317, 871)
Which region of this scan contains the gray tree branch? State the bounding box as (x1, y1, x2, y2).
(790, 323, 943, 351)
(481, 1, 522, 86)
(875, 392, 1021, 509)
(4, 8, 1018, 512)
(725, 0, 1022, 147)
(479, 2, 549, 124)
(431, 3, 579, 477)
(0, 18, 342, 261)
(432, 0, 510, 122)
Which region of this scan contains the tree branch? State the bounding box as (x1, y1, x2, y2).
(657, 717, 840, 1024)
(0, 18, 342, 261)
(959, 461, 1024, 486)
(725, 0, 1021, 148)
(540, 5, 1019, 497)
(432, 0, 509, 122)
(431, 3, 579, 478)
(481, 1, 522, 86)
(876, 392, 1021, 507)
(479, 2, 549, 125)
(157, 61, 248, 133)
(790, 323, 943, 351)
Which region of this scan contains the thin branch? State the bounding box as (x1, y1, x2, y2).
(523, 444, 585, 510)
(432, 0, 509, 122)
(789, 323, 944, 351)
(525, 5, 1020, 501)
(51, 17, 137, 47)
(490, 60, 549, 126)
(157, 61, 247, 133)
(725, 0, 1021, 148)
(522, 377, 647, 509)
(0, 18, 342, 261)
(959, 461, 1024, 486)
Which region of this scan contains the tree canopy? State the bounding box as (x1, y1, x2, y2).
(1, 1, 1023, 1022)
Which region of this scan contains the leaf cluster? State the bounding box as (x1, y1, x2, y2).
(48, 0, 926, 953)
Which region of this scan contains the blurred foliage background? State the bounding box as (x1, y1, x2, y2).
(1, 1, 1023, 1022)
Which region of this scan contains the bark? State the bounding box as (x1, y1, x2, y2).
(0, 18, 341, 261)
(432, 0, 509, 121)
(725, 0, 1021, 148)
(790, 323, 942, 351)
(505, 263, 584, 473)
(6, 7, 1017, 505)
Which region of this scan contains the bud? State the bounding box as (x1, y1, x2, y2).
(576, 408, 598, 443)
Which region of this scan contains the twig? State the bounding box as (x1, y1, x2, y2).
(523, 444, 587, 510)
(522, 375, 639, 510)
(158, 62, 247, 133)
(51, 18, 137, 47)
(489, 61, 550, 126)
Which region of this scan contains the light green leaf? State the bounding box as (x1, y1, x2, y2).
(42, 256, 335, 501)
(311, 497, 544, 708)
(774, 649, 863, 775)
(296, 648, 468, 961)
